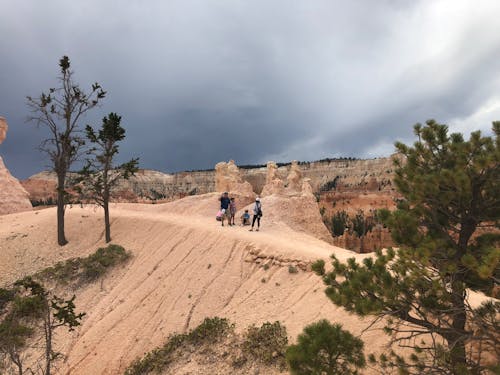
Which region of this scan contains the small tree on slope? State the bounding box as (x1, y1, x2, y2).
(313, 120, 500, 374)
(77, 112, 138, 242)
(27, 56, 106, 246)
(286, 319, 366, 375)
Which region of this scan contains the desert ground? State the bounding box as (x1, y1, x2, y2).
(0, 192, 405, 374)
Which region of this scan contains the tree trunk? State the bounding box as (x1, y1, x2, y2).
(448, 277, 467, 374)
(447, 223, 475, 374)
(45, 305, 52, 375)
(104, 199, 111, 243)
(10, 352, 23, 375)
(56, 172, 67, 246)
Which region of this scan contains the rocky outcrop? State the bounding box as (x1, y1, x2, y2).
(261, 161, 284, 197)
(0, 117, 7, 144)
(332, 225, 393, 253)
(285, 160, 303, 192)
(255, 160, 331, 242)
(0, 117, 32, 215)
(214, 160, 254, 197)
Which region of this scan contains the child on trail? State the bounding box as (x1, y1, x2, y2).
(219, 192, 231, 227)
(241, 210, 250, 225)
(249, 197, 262, 232)
(229, 197, 236, 226)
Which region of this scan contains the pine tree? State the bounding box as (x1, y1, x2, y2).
(77, 113, 138, 243)
(314, 120, 500, 374)
(286, 320, 366, 375)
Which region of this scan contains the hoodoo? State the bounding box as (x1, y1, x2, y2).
(0, 116, 32, 215)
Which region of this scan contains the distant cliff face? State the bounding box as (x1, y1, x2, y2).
(21, 156, 397, 204)
(241, 157, 396, 194)
(21, 169, 217, 204)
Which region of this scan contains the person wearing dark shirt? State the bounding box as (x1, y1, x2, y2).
(219, 192, 231, 227)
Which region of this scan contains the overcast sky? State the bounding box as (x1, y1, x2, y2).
(1, 0, 500, 179)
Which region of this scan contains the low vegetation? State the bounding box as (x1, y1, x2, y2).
(286, 320, 366, 375)
(0, 278, 85, 375)
(124, 317, 234, 375)
(124, 319, 289, 374)
(242, 321, 288, 369)
(323, 209, 380, 238)
(36, 244, 131, 285)
(124, 317, 372, 374)
(0, 244, 131, 374)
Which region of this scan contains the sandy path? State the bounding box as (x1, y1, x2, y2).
(1, 200, 385, 374)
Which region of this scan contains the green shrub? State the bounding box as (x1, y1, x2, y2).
(38, 244, 130, 285)
(331, 210, 349, 236)
(12, 295, 45, 318)
(286, 320, 366, 375)
(288, 265, 298, 274)
(0, 288, 15, 311)
(242, 321, 288, 368)
(187, 317, 233, 345)
(124, 317, 232, 375)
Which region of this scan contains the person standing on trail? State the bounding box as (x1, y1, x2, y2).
(249, 197, 262, 232)
(219, 192, 231, 227)
(229, 197, 237, 226)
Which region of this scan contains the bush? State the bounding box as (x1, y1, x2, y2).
(0, 288, 15, 312)
(351, 210, 373, 238)
(286, 320, 366, 375)
(124, 317, 233, 375)
(320, 176, 340, 192)
(37, 244, 130, 285)
(288, 265, 299, 274)
(331, 210, 349, 236)
(242, 321, 288, 368)
(187, 317, 233, 345)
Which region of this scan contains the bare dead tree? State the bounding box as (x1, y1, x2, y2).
(27, 56, 106, 246)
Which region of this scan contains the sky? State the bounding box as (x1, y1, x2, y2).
(1, 0, 500, 179)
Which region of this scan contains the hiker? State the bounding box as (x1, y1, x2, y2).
(249, 197, 262, 231)
(219, 192, 231, 227)
(229, 197, 237, 226)
(241, 209, 250, 225)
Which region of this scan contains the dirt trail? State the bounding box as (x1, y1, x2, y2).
(1, 195, 386, 374)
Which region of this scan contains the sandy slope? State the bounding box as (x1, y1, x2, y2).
(1, 194, 390, 374)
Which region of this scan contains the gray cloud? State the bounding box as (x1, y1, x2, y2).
(1, 0, 500, 179)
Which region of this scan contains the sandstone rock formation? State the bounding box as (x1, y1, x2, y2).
(261, 159, 313, 198)
(255, 160, 331, 242)
(0, 117, 7, 144)
(214, 160, 254, 197)
(0, 117, 32, 215)
(331, 225, 393, 253)
(260, 161, 284, 197)
(285, 160, 303, 192)
(21, 171, 58, 204)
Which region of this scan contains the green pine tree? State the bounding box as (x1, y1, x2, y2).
(77, 113, 138, 243)
(314, 120, 500, 374)
(286, 319, 366, 375)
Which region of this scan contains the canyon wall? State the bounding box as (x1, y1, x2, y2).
(0, 117, 32, 215)
(22, 156, 397, 204)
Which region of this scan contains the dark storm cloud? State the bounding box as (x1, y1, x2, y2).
(1, 0, 500, 179)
